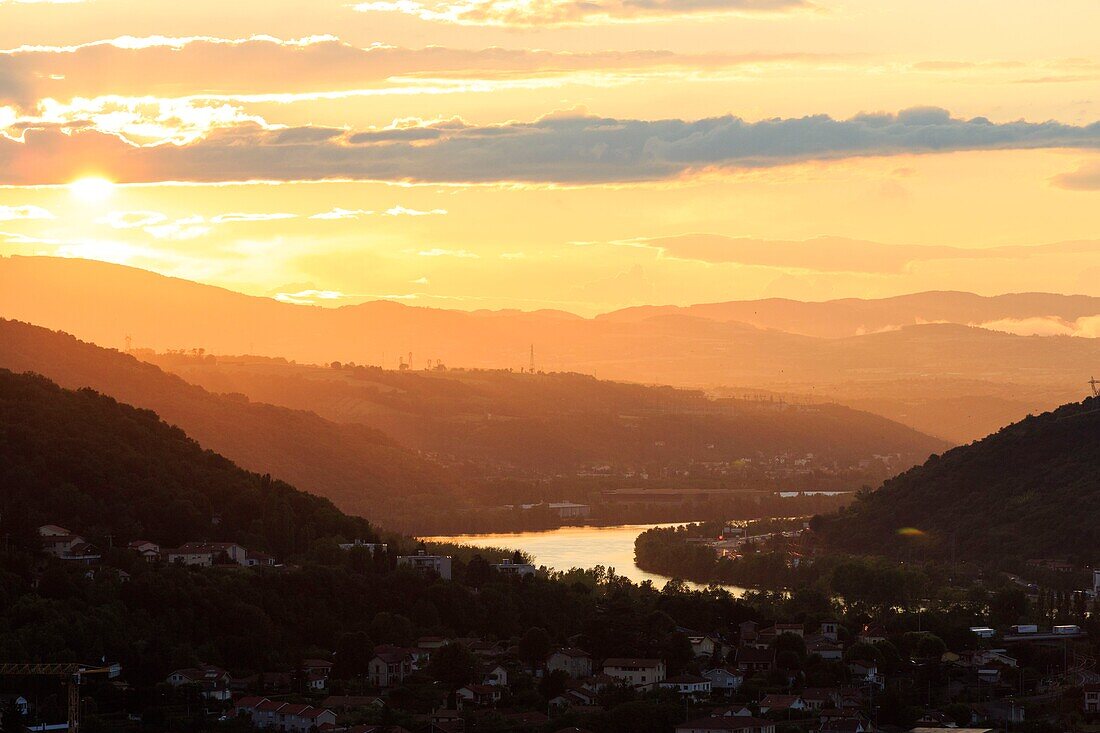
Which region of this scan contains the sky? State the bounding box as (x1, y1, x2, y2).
(0, 0, 1098, 314)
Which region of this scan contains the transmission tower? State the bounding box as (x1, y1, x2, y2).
(1090, 376, 1100, 397)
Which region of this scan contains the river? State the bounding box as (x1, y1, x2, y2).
(422, 523, 749, 597)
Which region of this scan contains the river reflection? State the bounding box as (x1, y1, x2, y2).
(422, 523, 748, 597)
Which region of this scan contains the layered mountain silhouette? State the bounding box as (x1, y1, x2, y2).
(815, 396, 1100, 563)
(2, 255, 1097, 442)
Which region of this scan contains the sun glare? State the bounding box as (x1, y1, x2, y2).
(69, 177, 116, 204)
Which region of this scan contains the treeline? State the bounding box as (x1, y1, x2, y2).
(814, 396, 1100, 565)
(0, 369, 375, 555)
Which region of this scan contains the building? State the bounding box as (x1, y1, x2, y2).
(368, 651, 413, 688)
(734, 647, 775, 674)
(165, 542, 248, 567)
(602, 658, 666, 689)
(233, 698, 336, 732)
(703, 667, 743, 693)
(1084, 684, 1100, 713)
(456, 684, 502, 708)
(127, 540, 160, 561)
(38, 526, 100, 563)
(165, 666, 232, 701)
(338, 539, 391, 550)
(547, 648, 592, 678)
(675, 715, 775, 733)
(659, 674, 711, 699)
(494, 558, 537, 577)
(758, 694, 805, 714)
(484, 664, 509, 687)
(396, 550, 453, 580)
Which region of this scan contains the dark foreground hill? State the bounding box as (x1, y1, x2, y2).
(0, 368, 375, 554)
(0, 319, 459, 527)
(816, 396, 1100, 563)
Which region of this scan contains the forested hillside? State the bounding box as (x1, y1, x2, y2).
(0, 369, 375, 554)
(0, 319, 462, 526)
(815, 396, 1100, 563)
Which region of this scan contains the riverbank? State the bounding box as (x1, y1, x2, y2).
(422, 523, 750, 596)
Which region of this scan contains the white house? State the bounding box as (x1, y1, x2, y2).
(703, 667, 743, 693)
(602, 658, 666, 689)
(396, 550, 452, 580)
(165, 666, 232, 701)
(368, 651, 412, 688)
(494, 558, 537, 577)
(484, 664, 509, 687)
(165, 542, 248, 567)
(456, 684, 502, 708)
(547, 648, 593, 678)
(659, 674, 711, 699)
(127, 540, 160, 562)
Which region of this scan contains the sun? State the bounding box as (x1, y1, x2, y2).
(69, 177, 116, 204)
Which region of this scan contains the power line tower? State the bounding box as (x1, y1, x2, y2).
(529, 344, 535, 373)
(124, 335, 131, 353)
(1090, 376, 1100, 397)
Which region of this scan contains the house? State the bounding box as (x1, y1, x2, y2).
(758, 694, 805, 715)
(847, 661, 883, 688)
(675, 715, 776, 733)
(800, 688, 840, 710)
(39, 526, 100, 563)
(303, 659, 334, 677)
(456, 684, 502, 708)
(547, 648, 592, 678)
(494, 558, 536, 577)
(0, 693, 29, 727)
(418, 636, 449, 650)
(550, 688, 598, 711)
(734, 646, 775, 674)
(396, 550, 452, 579)
(806, 637, 844, 661)
(165, 542, 248, 567)
(246, 550, 276, 567)
(484, 664, 509, 687)
(127, 540, 160, 561)
(602, 658, 666, 689)
(166, 666, 232, 700)
(659, 674, 711, 699)
(338, 539, 388, 553)
(819, 621, 840, 641)
(368, 651, 412, 688)
(272, 703, 337, 733)
(690, 634, 730, 659)
(772, 623, 804, 637)
(821, 718, 873, 732)
(703, 667, 744, 693)
(1085, 683, 1100, 713)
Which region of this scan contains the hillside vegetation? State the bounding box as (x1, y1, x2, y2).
(815, 396, 1100, 563)
(0, 319, 460, 527)
(0, 369, 375, 554)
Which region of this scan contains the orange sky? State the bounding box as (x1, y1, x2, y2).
(1, 0, 1098, 314)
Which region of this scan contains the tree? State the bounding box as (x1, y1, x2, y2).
(333, 632, 374, 679)
(428, 643, 478, 688)
(519, 627, 551, 673)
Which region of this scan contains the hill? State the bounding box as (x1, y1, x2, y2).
(2, 256, 1096, 443)
(0, 368, 375, 554)
(815, 396, 1100, 563)
(138, 352, 949, 474)
(0, 319, 460, 528)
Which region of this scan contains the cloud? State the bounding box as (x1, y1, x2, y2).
(273, 288, 345, 305)
(384, 205, 447, 216)
(418, 248, 478, 258)
(590, 234, 1100, 274)
(353, 0, 810, 26)
(0, 203, 52, 220)
(3, 108, 1100, 185)
(97, 210, 169, 228)
(1051, 160, 1100, 191)
(975, 316, 1100, 338)
(0, 34, 831, 105)
(209, 212, 297, 223)
(310, 207, 374, 219)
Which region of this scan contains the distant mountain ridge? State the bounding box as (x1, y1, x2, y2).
(2, 256, 1097, 443)
(815, 396, 1100, 563)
